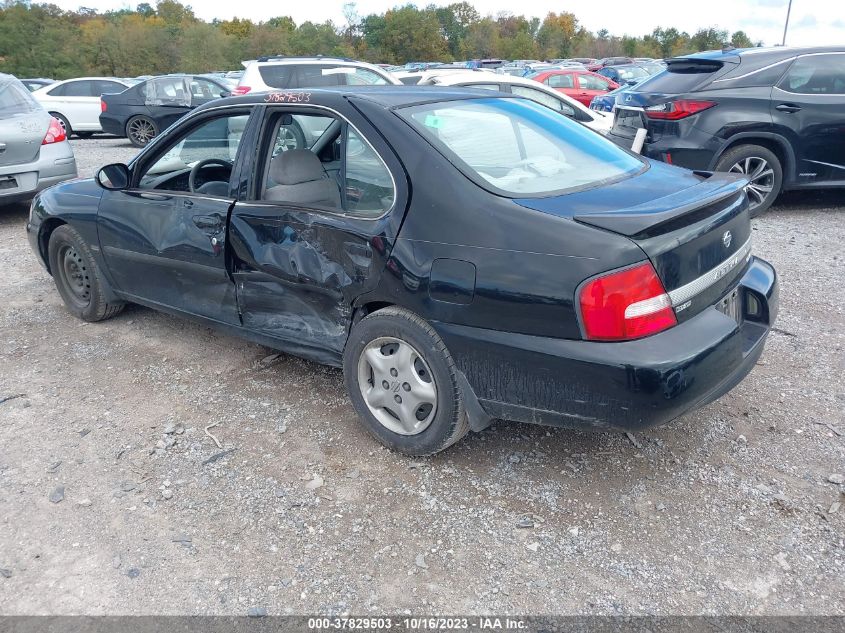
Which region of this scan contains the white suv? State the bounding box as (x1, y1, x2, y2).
(234, 57, 400, 95)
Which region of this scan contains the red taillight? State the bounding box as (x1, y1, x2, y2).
(578, 262, 677, 341)
(101, 99, 107, 112)
(42, 117, 66, 145)
(644, 99, 717, 121)
(232, 86, 251, 96)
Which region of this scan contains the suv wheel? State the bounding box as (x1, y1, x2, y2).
(716, 145, 783, 217)
(343, 306, 469, 456)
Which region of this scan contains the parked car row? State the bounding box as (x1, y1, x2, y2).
(604, 46, 845, 215)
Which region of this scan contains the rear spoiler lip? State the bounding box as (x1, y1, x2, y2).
(573, 172, 749, 238)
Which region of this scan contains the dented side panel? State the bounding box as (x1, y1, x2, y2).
(228, 209, 380, 354)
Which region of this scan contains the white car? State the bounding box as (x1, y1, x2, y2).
(234, 57, 401, 95)
(424, 72, 612, 134)
(32, 77, 132, 137)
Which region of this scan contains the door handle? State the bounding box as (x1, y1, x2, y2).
(776, 103, 802, 113)
(0, 142, 5, 153)
(183, 199, 193, 208)
(192, 214, 223, 232)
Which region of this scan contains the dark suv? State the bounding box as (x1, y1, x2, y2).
(608, 46, 845, 215)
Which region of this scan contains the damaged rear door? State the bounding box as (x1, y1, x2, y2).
(228, 101, 407, 363)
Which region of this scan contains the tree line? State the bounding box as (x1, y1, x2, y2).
(0, 0, 760, 79)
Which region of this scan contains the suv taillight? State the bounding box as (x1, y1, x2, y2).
(644, 99, 716, 120)
(101, 98, 107, 112)
(578, 262, 677, 341)
(232, 86, 251, 95)
(42, 117, 66, 145)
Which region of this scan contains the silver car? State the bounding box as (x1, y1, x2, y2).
(0, 73, 77, 205)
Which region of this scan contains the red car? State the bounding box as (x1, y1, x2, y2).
(528, 70, 619, 107)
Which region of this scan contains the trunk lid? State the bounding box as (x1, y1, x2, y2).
(516, 164, 753, 323)
(0, 77, 49, 167)
(0, 111, 49, 167)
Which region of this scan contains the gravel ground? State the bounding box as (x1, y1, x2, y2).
(0, 137, 843, 615)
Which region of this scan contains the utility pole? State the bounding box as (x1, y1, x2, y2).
(782, 0, 793, 46)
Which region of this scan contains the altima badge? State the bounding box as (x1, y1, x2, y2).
(722, 230, 732, 248)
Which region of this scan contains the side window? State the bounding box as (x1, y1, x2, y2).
(548, 74, 574, 89)
(62, 81, 94, 97)
(511, 85, 575, 117)
(344, 127, 394, 217)
(262, 113, 340, 208)
(257, 65, 293, 89)
(137, 113, 250, 193)
(191, 79, 226, 100)
(293, 65, 343, 88)
(258, 110, 394, 216)
(145, 77, 191, 106)
(97, 81, 125, 95)
(779, 54, 845, 94)
(579, 74, 611, 91)
(343, 68, 390, 86)
(47, 83, 67, 97)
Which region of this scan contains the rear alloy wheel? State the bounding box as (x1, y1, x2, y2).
(715, 144, 783, 217)
(343, 306, 469, 456)
(126, 116, 159, 148)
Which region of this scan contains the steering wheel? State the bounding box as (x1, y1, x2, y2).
(188, 158, 232, 193)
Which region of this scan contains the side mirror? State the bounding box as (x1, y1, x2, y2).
(96, 163, 130, 190)
(220, 91, 231, 98)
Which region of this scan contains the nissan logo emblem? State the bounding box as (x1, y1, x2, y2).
(722, 230, 732, 248)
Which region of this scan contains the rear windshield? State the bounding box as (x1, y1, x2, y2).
(400, 97, 643, 196)
(616, 66, 650, 81)
(0, 77, 41, 115)
(634, 60, 723, 93)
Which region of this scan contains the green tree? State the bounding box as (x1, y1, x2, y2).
(378, 5, 448, 63)
(730, 30, 753, 48)
(690, 27, 728, 51)
(537, 12, 578, 59)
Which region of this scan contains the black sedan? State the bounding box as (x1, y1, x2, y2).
(28, 87, 778, 456)
(99, 74, 230, 147)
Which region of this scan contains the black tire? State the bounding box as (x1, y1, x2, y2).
(49, 112, 72, 138)
(343, 306, 469, 456)
(715, 144, 783, 217)
(126, 116, 159, 148)
(47, 224, 124, 322)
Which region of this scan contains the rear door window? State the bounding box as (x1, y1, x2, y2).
(145, 77, 191, 106)
(257, 65, 293, 89)
(779, 54, 845, 94)
(293, 65, 343, 88)
(579, 74, 612, 90)
(62, 81, 96, 97)
(97, 80, 126, 95)
(547, 74, 574, 88)
(510, 85, 575, 117)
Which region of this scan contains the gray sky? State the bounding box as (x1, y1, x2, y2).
(52, 0, 845, 47)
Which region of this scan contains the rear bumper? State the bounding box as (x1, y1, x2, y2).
(607, 124, 721, 171)
(99, 114, 125, 137)
(0, 142, 77, 204)
(435, 256, 778, 432)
